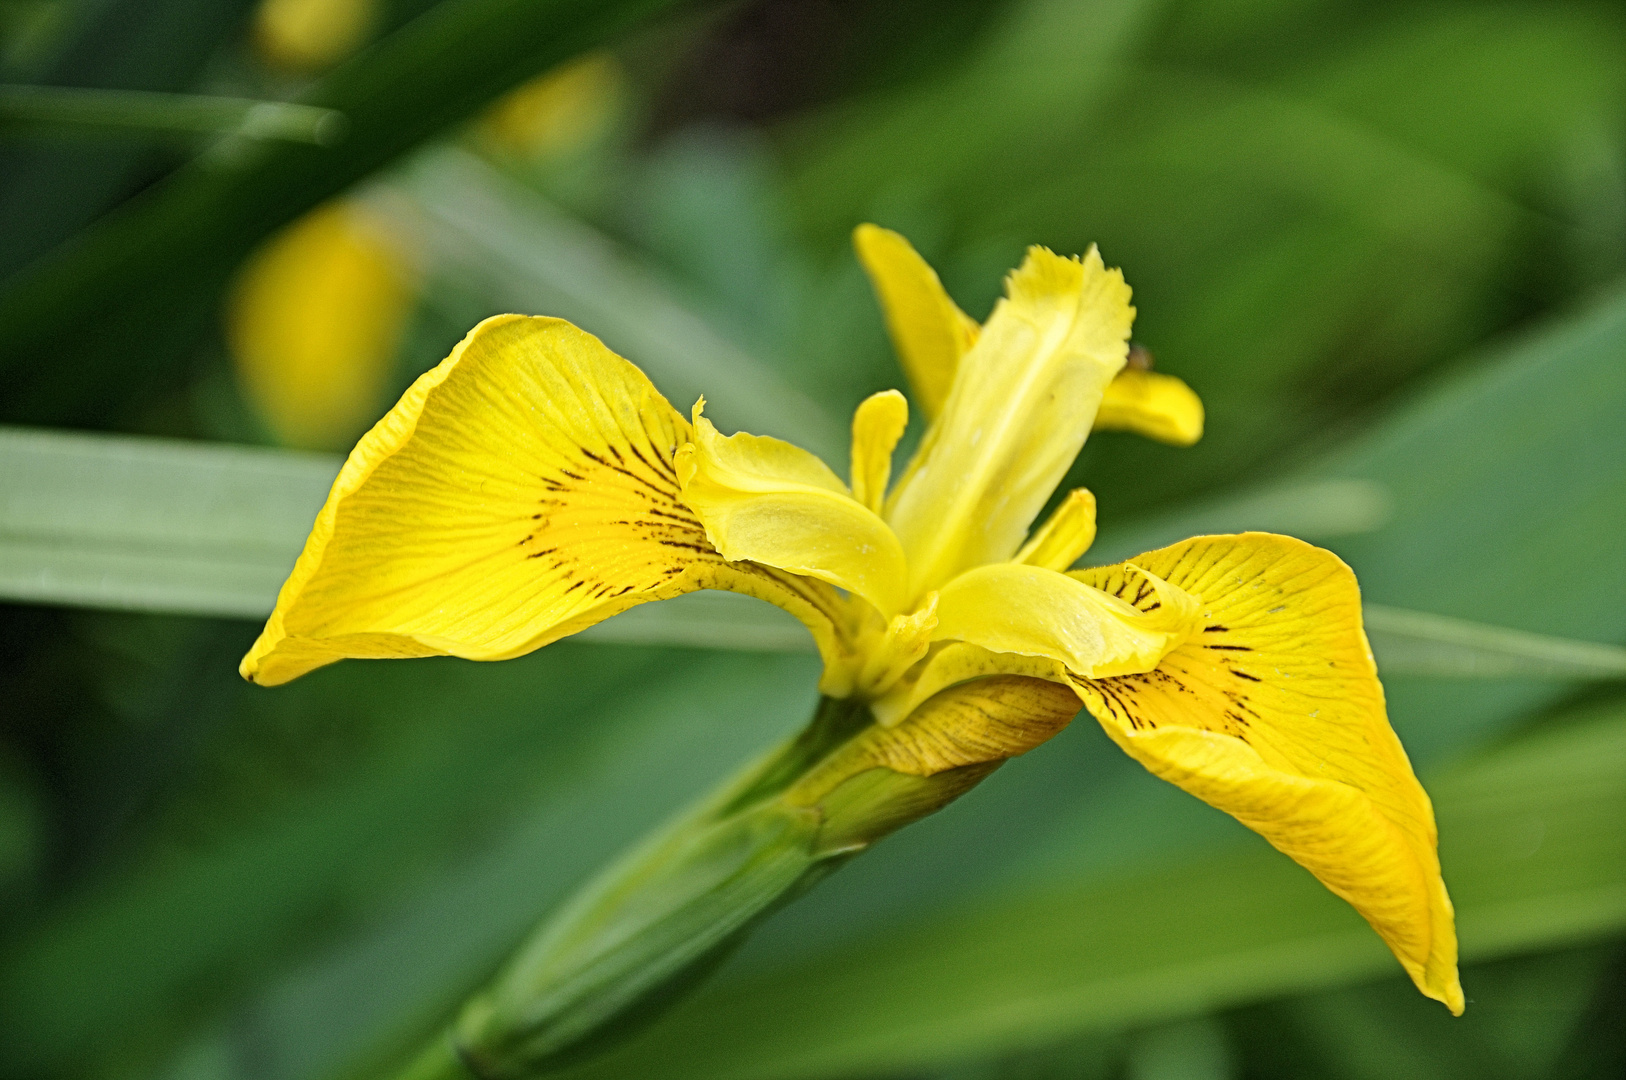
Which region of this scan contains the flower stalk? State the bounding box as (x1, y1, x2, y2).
(398, 695, 1005, 1079)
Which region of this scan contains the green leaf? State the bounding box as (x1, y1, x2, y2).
(0, 0, 263, 281)
(9, 423, 1619, 682)
(0, 425, 339, 618)
(383, 149, 843, 457)
(0, 0, 684, 426)
(0, 644, 822, 1078)
(0, 85, 346, 143)
(1363, 605, 1626, 679)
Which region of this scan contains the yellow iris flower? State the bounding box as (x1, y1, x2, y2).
(227, 201, 415, 451)
(240, 225, 1461, 1015)
(252, 0, 379, 73)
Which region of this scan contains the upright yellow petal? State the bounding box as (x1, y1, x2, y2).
(1015, 488, 1097, 571)
(676, 409, 910, 618)
(933, 561, 1200, 680)
(1070, 534, 1461, 1013)
(241, 316, 842, 686)
(849, 389, 909, 514)
(853, 224, 979, 419)
(1093, 369, 1205, 446)
(886, 246, 1133, 598)
(227, 201, 414, 451)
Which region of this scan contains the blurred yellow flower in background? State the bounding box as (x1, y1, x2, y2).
(252, 0, 380, 73)
(226, 200, 415, 450)
(476, 52, 626, 160)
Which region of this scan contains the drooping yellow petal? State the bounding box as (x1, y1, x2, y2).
(853, 225, 980, 420)
(676, 408, 910, 618)
(933, 561, 1200, 681)
(1070, 533, 1461, 1014)
(1093, 369, 1205, 446)
(886, 246, 1133, 598)
(226, 201, 414, 451)
(849, 389, 909, 514)
(1015, 488, 1097, 571)
(241, 315, 844, 686)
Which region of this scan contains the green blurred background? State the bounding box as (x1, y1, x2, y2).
(1, 1, 1624, 1078)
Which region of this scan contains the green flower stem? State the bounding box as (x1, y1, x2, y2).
(389, 696, 1000, 1079)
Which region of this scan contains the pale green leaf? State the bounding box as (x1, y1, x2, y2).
(1364, 605, 1626, 679)
(0, 425, 338, 618)
(5, 427, 1619, 678)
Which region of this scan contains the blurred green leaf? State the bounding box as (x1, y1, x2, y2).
(382, 148, 842, 455)
(0, 642, 821, 1079)
(0, 425, 340, 618)
(0, 85, 347, 143)
(0, 0, 686, 427)
(1363, 606, 1626, 680)
(781, 0, 1162, 245)
(1232, 943, 1620, 1080)
(0, 0, 261, 281)
(12, 423, 1618, 682)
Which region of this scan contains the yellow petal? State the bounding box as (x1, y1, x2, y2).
(871, 640, 1067, 728)
(1015, 488, 1097, 571)
(226, 201, 414, 450)
(849, 389, 909, 514)
(887, 245, 1134, 598)
(853, 592, 939, 699)
(933, 561, 1200, 681)
(858, 675, 1082, 776)
(1093, 369, 1205, 446)
(241, 315, 843, 686)
(1070, 534, 1461, 1014)
(853, 224, 980, 420)
(676, 408, 910, 618)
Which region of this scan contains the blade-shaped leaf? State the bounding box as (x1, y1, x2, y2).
(1364, 605, 1626, 679)
(0, 86, 345, 143)
(0, 0, 684, 427)
(5, 425, 1620, 678)
(0, 425, 339, 617)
